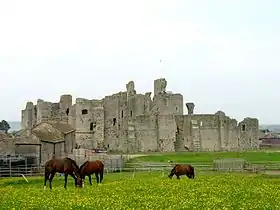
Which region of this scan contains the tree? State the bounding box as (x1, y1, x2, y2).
(0, 120, 10, 134)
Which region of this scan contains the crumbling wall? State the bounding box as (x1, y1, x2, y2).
(238, 117, 259, 149)
(191, 115, 220, 151)
(64, 132, 75, 154)
(152, 93, 183, 116)
(36, 99, 52, 124)
(69, 104, 76, 128)
(227, 119, 239, 150)
(21, 102, 34, 129)
(59, 94, 72, 123)
(134, 115, 157, 152)
(54, 142, 64, 158)
(41, 142, 54, 164)
(144, 92, 152, 115)
(154, 78, 167, 95)
(157, 115, 176, 152)
(19, 77, 261, 154)
(125, 81, 137, 153)
(0, 134, 15, 154)
(93, 107, 105, 148)
(21, 94, 73, 129)
(152, 78, 183, 115)
(104, 94, 121, 151)
(175, 103, 196, 151)
(174, 115, 186, 151)
(75, 98, 101, 149)
(114, 92, 128, 152)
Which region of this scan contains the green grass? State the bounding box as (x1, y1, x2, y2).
(1, 171, 280, 209)
(131, 151, 280, 163)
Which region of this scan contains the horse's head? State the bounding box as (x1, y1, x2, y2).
(79, 173, 86, 187)
(79, 161, 88, 184)
(76, 175, 83, 188)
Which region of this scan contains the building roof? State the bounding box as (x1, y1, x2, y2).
(17, 121, 75, 144)
(47, 121, 75, 134)
(261, 132, 280, 139)
(32, 128, 62, 141)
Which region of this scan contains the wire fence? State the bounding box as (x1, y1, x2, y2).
(1, 161, 280, 178)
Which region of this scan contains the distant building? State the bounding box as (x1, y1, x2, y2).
(259, 132, 280, 148)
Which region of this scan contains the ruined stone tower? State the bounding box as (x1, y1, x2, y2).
(20, 77, 260, 153)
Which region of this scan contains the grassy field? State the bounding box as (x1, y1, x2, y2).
(1, 171, 280, 209)
(131, 150, 280, 163)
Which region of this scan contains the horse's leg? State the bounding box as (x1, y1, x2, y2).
(99, 171, 104, 183)
(95, 172, 99, 183)
(69, 173, 77, 187)
(44, 171, 49, 190)
(88, 175, 92, 185)
(49, 172, 55, 190)
(176, 174, 180, 179)
(64, 173, 68, 189)
(191, 173, 195, 179)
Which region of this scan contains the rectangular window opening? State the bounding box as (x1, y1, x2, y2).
(82, 109, 88, 115)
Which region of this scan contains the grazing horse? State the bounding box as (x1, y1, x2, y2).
(168, 164, 195, 179)
(44, 157, 82, 190)
(80, 160, 104, 185)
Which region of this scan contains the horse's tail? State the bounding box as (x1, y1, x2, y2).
(99, 161, 104, 183)
(189, 165, 195, 178)
(99, 169, 104, 182)
(100, 161, 104, 170)
(44, 166, 50, 188)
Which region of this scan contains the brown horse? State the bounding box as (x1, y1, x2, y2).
(44, 157, 82, 189)
(168, 164, 195, 179)
(80, 160, 104, 185)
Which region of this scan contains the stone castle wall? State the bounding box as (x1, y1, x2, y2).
(20, 78, 260, 153)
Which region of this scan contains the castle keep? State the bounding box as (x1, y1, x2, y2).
(20, 78, 259, 153)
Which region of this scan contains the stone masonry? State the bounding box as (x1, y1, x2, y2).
(20, 78, 260, 153)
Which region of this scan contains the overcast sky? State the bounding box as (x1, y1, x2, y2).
(0, 0, 279, 124)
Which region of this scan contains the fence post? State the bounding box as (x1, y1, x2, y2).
(132, 168, 136, 178)
(25, 158, 28, 175)
(9, 156, 11, 177)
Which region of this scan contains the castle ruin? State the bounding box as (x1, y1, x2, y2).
(20, 78, 259, 153)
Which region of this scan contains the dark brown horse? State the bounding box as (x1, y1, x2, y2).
(168, 164, 195, 179)
(80, 160, 104, 185)
(44, 157, 82, 189)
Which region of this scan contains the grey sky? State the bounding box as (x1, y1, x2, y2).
(0, 0, 279, 124)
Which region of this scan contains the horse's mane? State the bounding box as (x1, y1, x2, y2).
(79, 160, 89, 169)
(65, 157, 79, 169)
